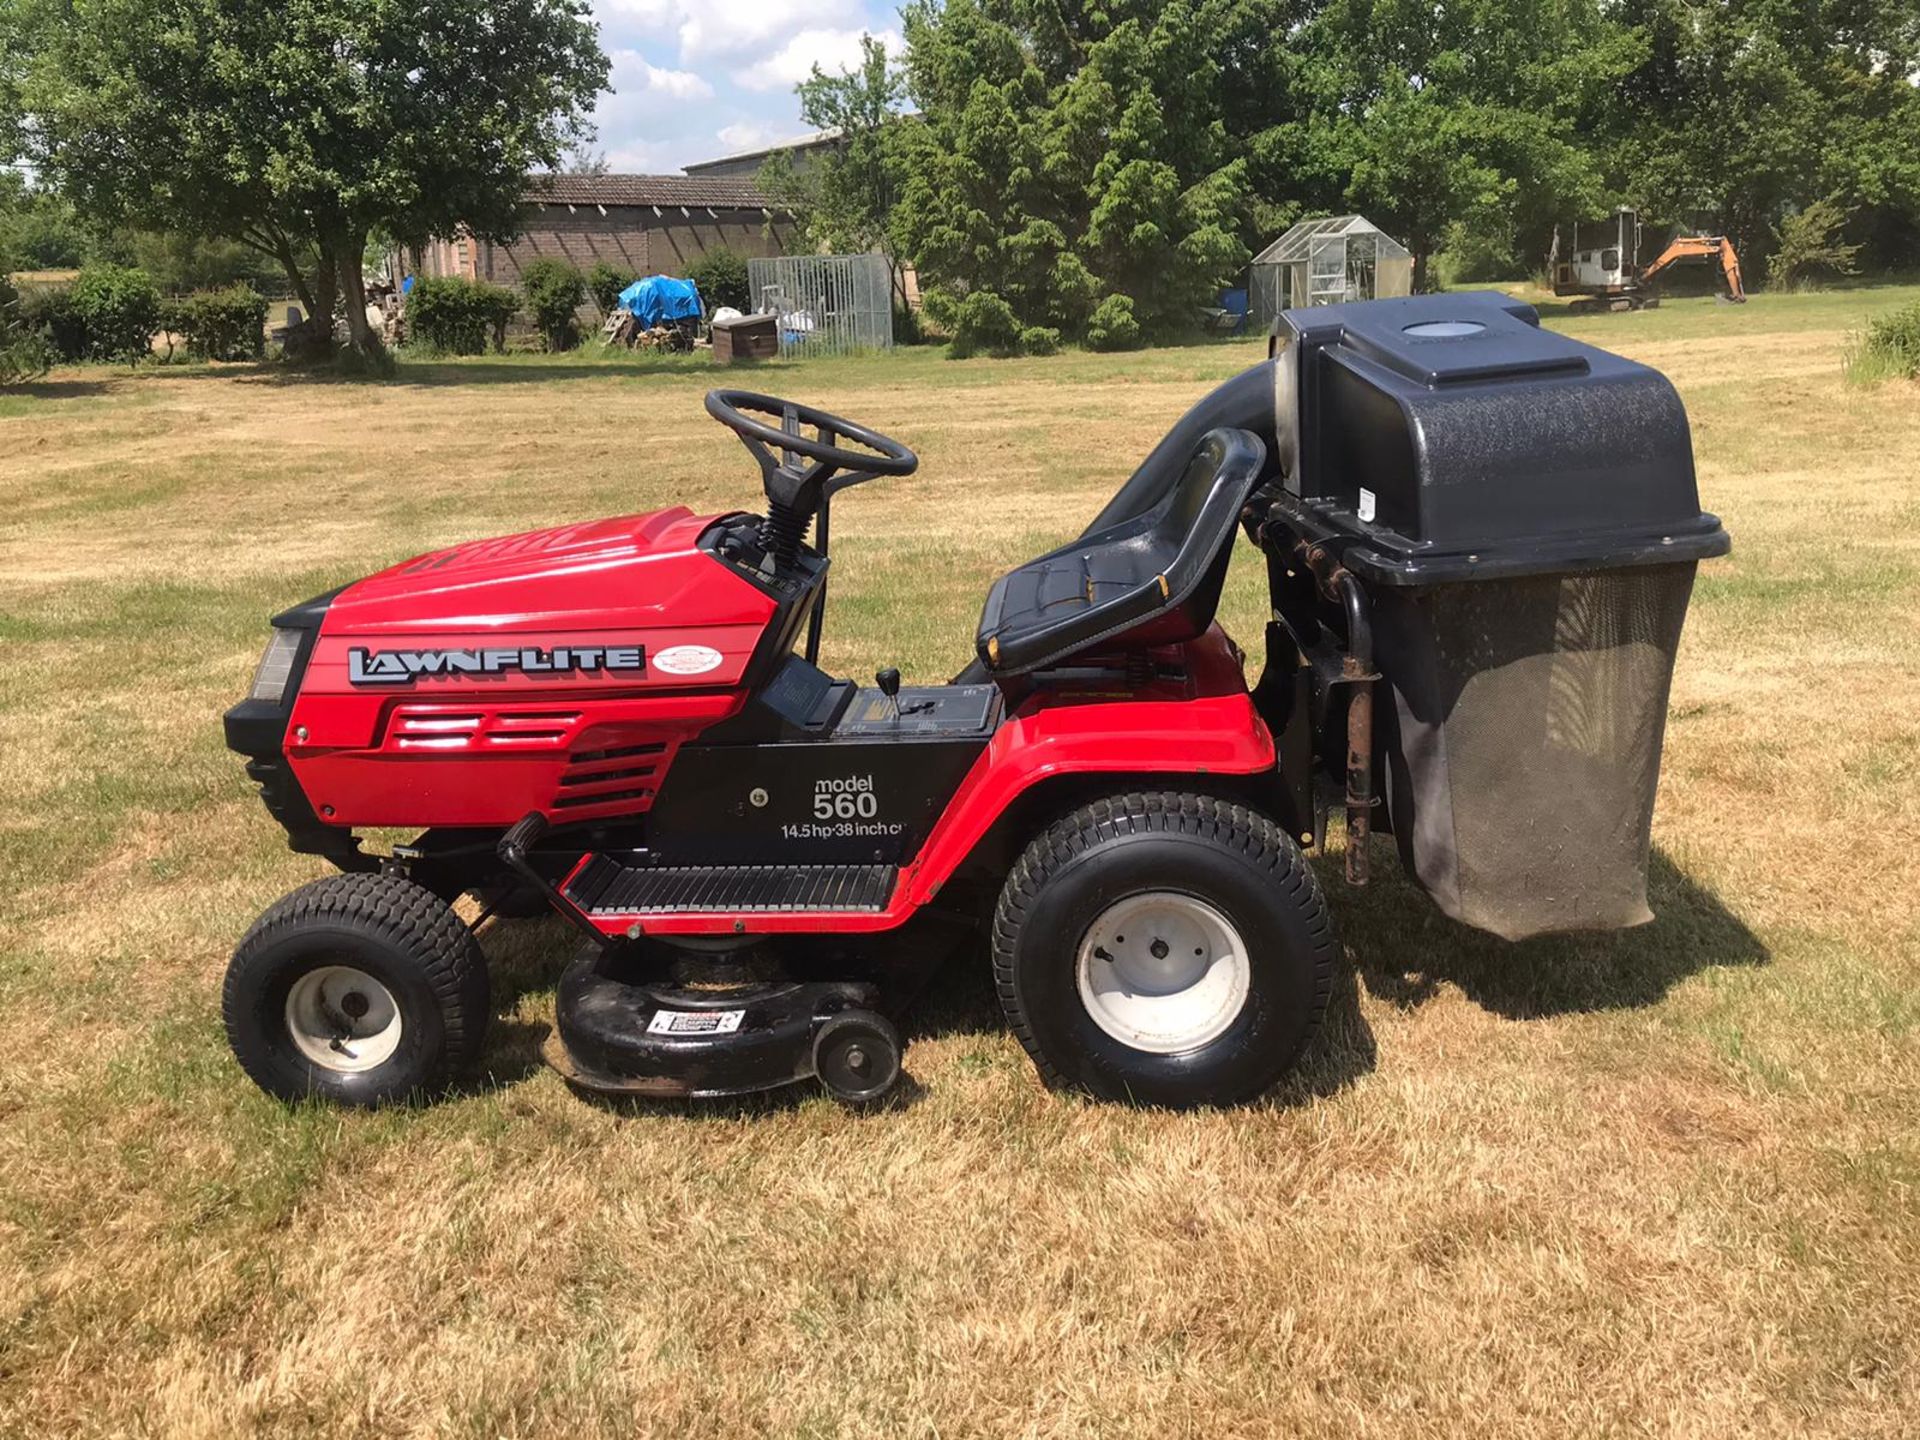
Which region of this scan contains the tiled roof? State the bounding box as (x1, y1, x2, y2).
(527, 173, 778, 209)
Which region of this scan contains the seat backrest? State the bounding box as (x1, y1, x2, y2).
(1107, 425, 1267, 635)
(976, 427, 1267, 676)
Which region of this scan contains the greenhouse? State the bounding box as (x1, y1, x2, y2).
(1248, 216, 1413, 326)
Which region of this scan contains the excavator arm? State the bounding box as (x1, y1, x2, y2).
(1641, 235, 1747, 302)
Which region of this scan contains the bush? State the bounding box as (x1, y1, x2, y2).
(520, 257, 586, 350)
(0, 276, 52, 386)
(163, 285, 268, 361)
(587, 260, 636, 314)
(18, 285, 87, 361)
(1771, 197, 1861, 291)
(1846, 300, 1920, 383)
(1086, 293, 1143, 352)
(939, 289, 1023, 358)
(1019, 325, 1062, 357)
(407, 276, 519, 355)
(685, 246, 750, 313)
(65, 264, 161, 363)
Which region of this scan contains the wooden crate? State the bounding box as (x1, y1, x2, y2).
(712, 313, 779, 363)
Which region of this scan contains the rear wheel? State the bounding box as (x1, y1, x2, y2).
(223, 872, 488, 1106)
(992, 793, 1336, 1107)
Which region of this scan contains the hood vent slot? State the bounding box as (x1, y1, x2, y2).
(553, 739, 670, 813)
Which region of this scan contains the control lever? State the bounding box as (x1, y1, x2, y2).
(875, 667, 901, 723)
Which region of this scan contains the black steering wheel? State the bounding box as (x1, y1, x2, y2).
(704, 390, 918, 563)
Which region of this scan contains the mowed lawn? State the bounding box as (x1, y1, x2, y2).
(1, 286, 1917, 1438)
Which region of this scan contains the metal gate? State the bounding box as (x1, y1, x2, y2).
(746, 253, 894, 356)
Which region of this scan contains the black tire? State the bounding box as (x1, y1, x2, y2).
(992, 792, 1336, 1107)
(223, 872, 489, 1107)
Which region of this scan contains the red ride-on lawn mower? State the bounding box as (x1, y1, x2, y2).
(222, 292, 1729, 1108)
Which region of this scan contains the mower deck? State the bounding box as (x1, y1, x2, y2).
(547, 948, 899, 1100)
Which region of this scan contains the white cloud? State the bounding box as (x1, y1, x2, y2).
(737, 26, 900, 93)
(608, 49, 713, 102)
(580, 0, 900, 175)
(715, 120, 806, 152)
(597, 0, 677, 25)
(675, 0, 864, 62)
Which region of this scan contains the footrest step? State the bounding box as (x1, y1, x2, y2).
(564, 856, 897, 915)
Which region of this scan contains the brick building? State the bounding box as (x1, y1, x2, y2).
(416, 173, 794, 288)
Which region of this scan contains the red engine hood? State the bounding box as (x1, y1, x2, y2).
(326, 507, 764, 634)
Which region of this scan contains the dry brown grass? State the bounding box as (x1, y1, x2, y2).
(1, 289, 1918, 1438)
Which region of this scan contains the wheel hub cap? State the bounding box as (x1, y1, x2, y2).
(1074, 891, 1250, 1055)
(284, 965, 403, 1073)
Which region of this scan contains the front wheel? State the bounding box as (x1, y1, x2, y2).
(223, 872, 489, 1106)
(992, 793, 1335, 1107)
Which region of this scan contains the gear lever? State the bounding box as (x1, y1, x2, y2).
(875, 667, 901, 723)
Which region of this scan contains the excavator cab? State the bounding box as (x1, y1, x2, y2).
(1553, 207, 1746, 312)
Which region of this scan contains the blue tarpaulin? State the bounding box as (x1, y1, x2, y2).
(618, 275, 703, 327)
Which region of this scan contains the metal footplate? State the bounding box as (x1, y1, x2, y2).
(563, 854, 897, 915)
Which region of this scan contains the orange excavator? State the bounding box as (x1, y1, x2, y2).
(1552, 207, 1747, 312)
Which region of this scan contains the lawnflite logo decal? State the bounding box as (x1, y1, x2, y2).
(347, 644, 646, 686)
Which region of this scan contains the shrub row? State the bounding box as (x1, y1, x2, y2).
(685, 247, 749, 314)
(587, 260, 635, 315)
(933, 287, 1141, 358)
(11, 264, 269, 366)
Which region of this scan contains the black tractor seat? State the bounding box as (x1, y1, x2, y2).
(975, 427, 1268, 677)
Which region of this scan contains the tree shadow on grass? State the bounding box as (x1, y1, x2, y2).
(1330, 845, 1768, 1021)
(196, 356, 806, 389)
(6, 376, 119, 401)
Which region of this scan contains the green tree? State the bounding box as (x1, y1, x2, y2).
(1283, 0, 1633, 288)
(775, 34, 905, 256)
(16, 0, 606, 364)
(892, 0, 1272, 346)
(1606, 0, 1920, 275)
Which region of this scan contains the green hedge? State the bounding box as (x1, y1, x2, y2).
(520, 258, 586, 350)
(407, 276, 519, 355)
(161, 285, 267, 361)
(25, 264, 163, 363)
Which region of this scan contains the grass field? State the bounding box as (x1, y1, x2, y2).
(2, 285, 1918, 1438)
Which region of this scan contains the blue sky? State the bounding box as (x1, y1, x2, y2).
(584, 0, 904, 173)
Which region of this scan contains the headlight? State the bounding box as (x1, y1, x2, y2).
(248, 627, 305, 704)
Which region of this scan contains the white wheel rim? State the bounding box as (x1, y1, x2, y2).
(1074, 891, 1251, 1055)
(284, 965, 403, 1073)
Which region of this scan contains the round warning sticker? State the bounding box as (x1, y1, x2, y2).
(653, 644, 725, 676)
